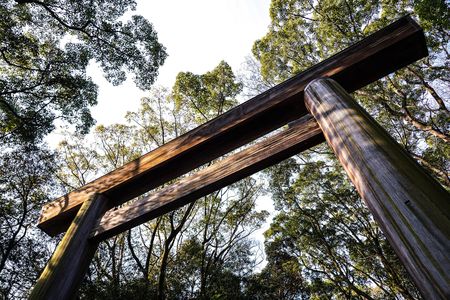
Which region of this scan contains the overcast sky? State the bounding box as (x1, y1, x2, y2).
(89, 0, 272, 126)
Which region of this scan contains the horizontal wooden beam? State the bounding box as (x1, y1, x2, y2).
(91, 115, 324, 241)
(38, 15, 427, 236)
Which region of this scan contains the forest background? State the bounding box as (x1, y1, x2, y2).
(0, 0, 448, 299)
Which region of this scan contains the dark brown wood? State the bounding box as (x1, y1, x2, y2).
(38, 15, 428, 236)
(30, 194, 108, 300)
(91, 115, 324, 241)
(304, 78, 450, 299)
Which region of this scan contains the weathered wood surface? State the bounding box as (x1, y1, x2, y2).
(30, 194, 108, 300)
(304, 78, 450, 299)
(38, 15, 428, 236)
(91, 115, 324, 241)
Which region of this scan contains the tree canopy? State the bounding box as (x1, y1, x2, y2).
(247, 0, 448, 298)
(0, 0, 448, 299)
(57, 62, 265, 299)
(252, 0, 449, 188)
(0, 1, 167, 297)
(173, 60, 242, 122)
(0, 0, 167, 144)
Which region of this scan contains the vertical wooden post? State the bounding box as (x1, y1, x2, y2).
(304, 78, 450, 299)
(30, 193, 107, 300)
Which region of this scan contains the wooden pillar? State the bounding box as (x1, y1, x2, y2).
(30, 193, 107, 300)
(304, 78, 450, 299)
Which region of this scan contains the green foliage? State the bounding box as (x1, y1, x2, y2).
(252, 0, 449, 186)
(414, 0, 450, 31)
(0, 1, 166, 297)
(52, 65, 265, 299)
(247, 0, 449, 298)
(0, 145, 55, 298)
(79, 277, 154, 300)
(0, 0, 167, 144)
(2, 0, 448, 298)
(173, 61, 242, 123)
(257, 156, 422, 298)
(126, 86, 186, 147)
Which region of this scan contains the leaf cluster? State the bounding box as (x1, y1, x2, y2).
(0, 0, 167, 144)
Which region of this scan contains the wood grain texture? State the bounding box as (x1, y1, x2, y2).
(30, 194, 108, 300)
(38, 15, 428, 236)
(304, 78, 450, 299)
(91, 115, 324, 241)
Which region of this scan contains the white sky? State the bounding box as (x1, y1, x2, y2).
(89, 0, 272, 126)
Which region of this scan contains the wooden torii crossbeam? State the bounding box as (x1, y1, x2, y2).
(31, 16, 450, 299)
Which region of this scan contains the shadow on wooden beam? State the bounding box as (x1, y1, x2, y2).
(38, 15, 428, 236)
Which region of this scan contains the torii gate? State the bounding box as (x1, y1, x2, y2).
(30, 16, 450, 299)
